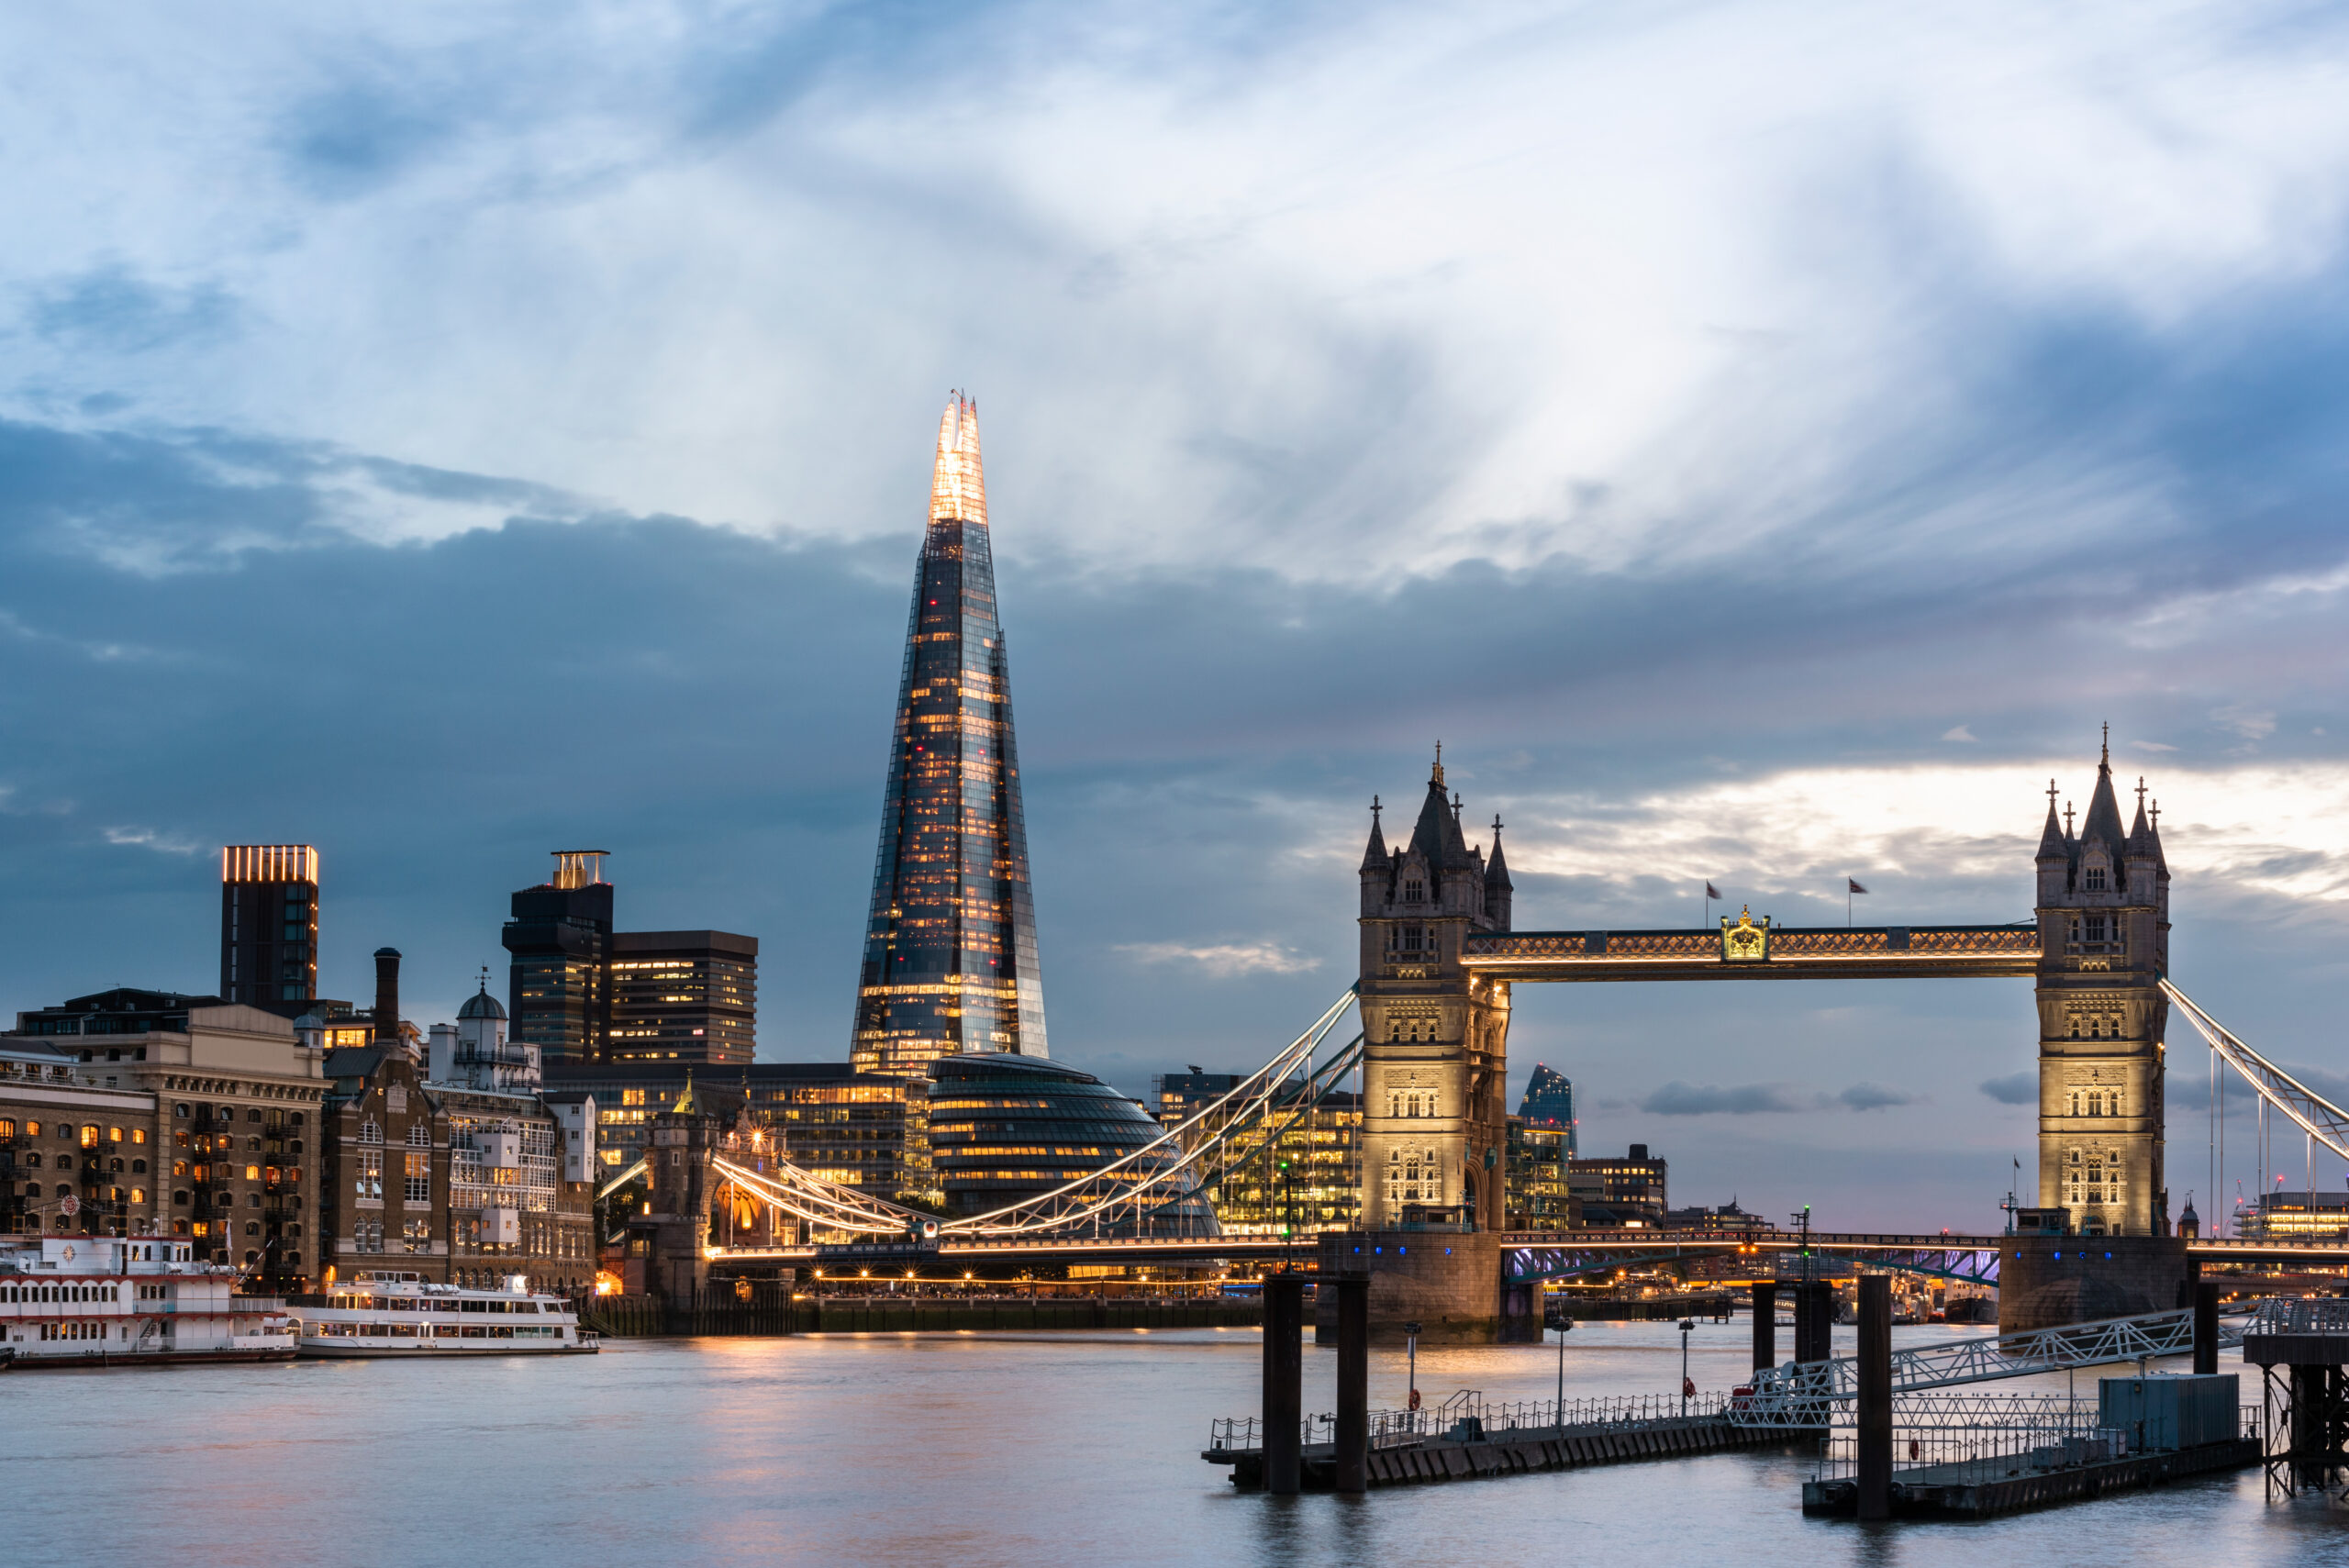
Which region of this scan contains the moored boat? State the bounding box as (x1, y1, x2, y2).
(0, 1235, 296, 1365)
(284, 1271, 598, 1355)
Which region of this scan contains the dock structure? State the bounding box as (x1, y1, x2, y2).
(1206, 1394, 1779, 1492)
(2241, 1294, 2349, 1498)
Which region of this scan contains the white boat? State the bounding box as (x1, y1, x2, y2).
(285, 1271, 599, 1356)
(0, 1235, 296, 1366)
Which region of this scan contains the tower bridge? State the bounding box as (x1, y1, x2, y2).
(627, 731, 2349, 1335)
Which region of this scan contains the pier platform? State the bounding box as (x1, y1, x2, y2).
(1802, 1437, 2261, 1518)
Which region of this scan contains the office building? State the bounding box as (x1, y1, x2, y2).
(1152, 1072, 1361, 1235)
(501, 851, 615, 1067)
(219, 844, 320, 1009)
(541, 1062, 933, 1207)
(1506, 1117, 1575, 1229)
(607, 930, 757, 1066)
(1568, 1143, 1669, 1227)
(930, 1053, 1211, 1234)
(2, 989, 326, 1290)
(852, 394, 1048, 1077)
(1516, 1062, 1576, 1157)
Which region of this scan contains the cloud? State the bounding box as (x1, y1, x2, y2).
(2212, 705, 2278, 747)
(1979, 1072, 2038, 1106)
(1942, 726, 1977, 743)
(1114, 941, 1321, 976)
(1642, 1081, 1810, 1116)
(1838, 1082, 1920, 1111)
(2131, 740, 2177, 752)
(102, 826, 199, 855)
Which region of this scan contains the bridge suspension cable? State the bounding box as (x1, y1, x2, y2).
(700, 986, 1364, 1246)
(2163, 979, 2349, 1163)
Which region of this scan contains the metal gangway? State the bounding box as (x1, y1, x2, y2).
(1731, 1305, 2254, 1428)
(606, 987, 1366, 1245)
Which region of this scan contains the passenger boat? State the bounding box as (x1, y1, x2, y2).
(285, 1271, 599, 1356)
(0, 1235, 296, 1366)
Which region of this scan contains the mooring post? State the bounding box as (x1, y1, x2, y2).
(1793, 1280, 1832, 1365)
(1751, 1280, 1778, 1371)
(1855, 1274, 1892, 1520)
(1264, 1273, 1304, 1496)
(1334, 1275, 1369, 1495)
(2193, 1280, 2220, 1377)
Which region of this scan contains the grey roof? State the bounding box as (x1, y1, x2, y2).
(457, 986, 507, 1022)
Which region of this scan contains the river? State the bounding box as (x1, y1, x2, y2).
(11, 1318, 2345, 1565)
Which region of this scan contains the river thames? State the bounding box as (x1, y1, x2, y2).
(12, 1318, 2346, 1565)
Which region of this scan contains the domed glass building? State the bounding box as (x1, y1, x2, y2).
(928, 1053, 1218, 1237)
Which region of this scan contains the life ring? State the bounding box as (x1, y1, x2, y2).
(1408, 1388, 1421, 1411)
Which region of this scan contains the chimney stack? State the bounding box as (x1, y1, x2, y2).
(373, 947, 402, 1046)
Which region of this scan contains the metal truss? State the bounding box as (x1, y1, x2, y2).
(703, 988, 1363, 1247)
(2164, 980, 2349, 1163)
(1732, 1306, 2252, 1428)
(1506, 1240, 2001, 1286)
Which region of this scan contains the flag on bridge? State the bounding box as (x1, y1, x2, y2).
(1848, 878, 1868, 895)
(1706, 881, 1722, 901)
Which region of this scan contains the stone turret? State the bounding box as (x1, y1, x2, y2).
(1357, 746, 1513, 1233)
(2032, 728, 2169, 1240)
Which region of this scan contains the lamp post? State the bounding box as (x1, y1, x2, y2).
(1554, 1306, 1573, 1424)
(1679, 1318, 1697, 1416)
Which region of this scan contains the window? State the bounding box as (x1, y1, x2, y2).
(131, 1129, 146, 1145)
(109, 1126, 123, 1143)
(2085, 863, 2108, 892)
(405, 1152, 429, 1203)
(357, 1151, 382, 1199)
(174, 1104, 188, 1118)
(406, 1124, 429, 1147)
(80, 1125, 99, 1148)
(358, 1119, 384, 1145)
(402, 1218, 431, 1252)
(1403, 879, 1425, 903)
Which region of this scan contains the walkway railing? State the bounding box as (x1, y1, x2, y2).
(1207, 1389, 1735, 1454)
(1734, 1305, 2254, 1427)
(1809, 1394, 2261, 1485)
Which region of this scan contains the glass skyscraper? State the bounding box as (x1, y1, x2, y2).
(852, 393, 1048, 1076)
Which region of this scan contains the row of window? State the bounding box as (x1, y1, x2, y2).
(0, 1120, 150, 1146)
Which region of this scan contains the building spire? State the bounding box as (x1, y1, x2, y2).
(930, 390, 988, 528)
(1360, 795, 1390, 872)
(1431, 740, 1444, 789)
(2036, 779, 2067, 860)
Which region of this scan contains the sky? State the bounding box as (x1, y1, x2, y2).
(4, 0, 2348, 1230)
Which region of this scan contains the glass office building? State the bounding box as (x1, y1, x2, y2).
(852, 394, 1048, 1077)
(930, 1053, 1214, 1236)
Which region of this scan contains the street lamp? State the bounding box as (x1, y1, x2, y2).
(1678, 1318, 1697, 1416)
(1404, 1319, 1423, 1422)
(1553, 1304, 1573, 1423)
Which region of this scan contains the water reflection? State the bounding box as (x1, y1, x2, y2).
(0, 1320, 2331, 1567)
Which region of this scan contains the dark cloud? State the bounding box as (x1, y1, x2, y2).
(1838, 1082, 1920, 1112)
(27, 267, 239, 355)
(1642, 1082, 1811, 1116)
(1979, 1072, 2037, 1106)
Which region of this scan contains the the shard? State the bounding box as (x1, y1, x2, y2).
(852, 393, 1049, 1076)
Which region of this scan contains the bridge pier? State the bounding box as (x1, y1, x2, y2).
(1317, 1231, 1507, 1341)
(1334, 1276, 1369, 1495)
(1998, 1236, 2190, 1332)
(1751, 1281, 1776, 1372)
(1793, 1280, 1834, 1365)
(1855, 1275, 1892, 1520)
(1264, 1274, 1304, 1496)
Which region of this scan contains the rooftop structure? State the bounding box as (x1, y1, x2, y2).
(219, 845, 319, 1010)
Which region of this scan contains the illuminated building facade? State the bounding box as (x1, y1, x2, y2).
(1516, 1063, 1576, 1157)
(501, 851, 615, 1067)
(1505, 1118, 1574, 1229)
(607, 930, 757, 1066)
(852, 394, 1047, 1077)
(930, 1054, 1211, 1234)
(219, 845, 319, 1008)
(541, 1062, 932, 1206)
(1152, 1073, 1361, 1236)
(1568, 1144, 1668, 1227)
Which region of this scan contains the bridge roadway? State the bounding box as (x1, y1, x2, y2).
(709, 1234, 1319, 1273)
(701, 1227, 2349, 1279)
(1462, 924, 2040, 982)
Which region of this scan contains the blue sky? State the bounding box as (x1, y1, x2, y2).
(5, 1, 2348, 1229)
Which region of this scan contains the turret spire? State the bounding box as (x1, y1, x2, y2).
(1360, 795, 1390, 872)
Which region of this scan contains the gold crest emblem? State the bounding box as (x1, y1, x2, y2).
(1721, 906, 1771, 962)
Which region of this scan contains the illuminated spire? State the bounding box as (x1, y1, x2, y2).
(930, 391, 988, 528)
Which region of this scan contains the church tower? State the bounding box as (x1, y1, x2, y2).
(2034, 730, 2170, 1236)
(1357, 749, 1515, 1231)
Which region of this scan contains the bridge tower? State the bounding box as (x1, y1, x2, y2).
(2034, 732, 2170, 1237)
(1357, 749, 1514, 1232)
